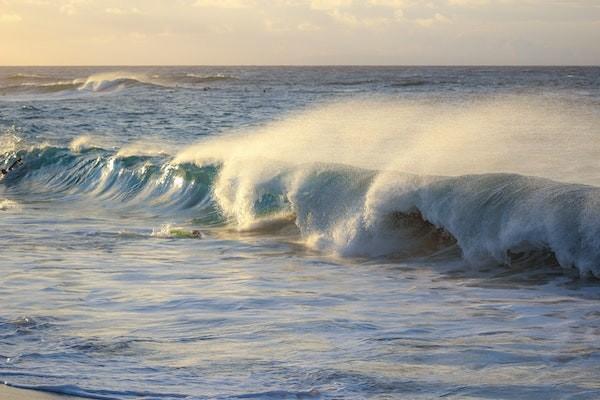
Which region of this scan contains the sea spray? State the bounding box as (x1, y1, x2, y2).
(173, 97, 600, 275)
(174, 96, 600, 186)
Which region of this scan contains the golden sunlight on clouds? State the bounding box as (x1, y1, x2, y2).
(447, 0, 489, 6)
(0, 0, 599, 65)
(0, 12, 22, 22)
(414, 13, 451, 28)
(104, 7, 141, 15)
(193, 0, 253, 9)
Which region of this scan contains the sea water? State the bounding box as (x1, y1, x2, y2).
(0, 66, 599, 399)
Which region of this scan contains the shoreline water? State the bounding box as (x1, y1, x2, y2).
(0, 385, 84, 400)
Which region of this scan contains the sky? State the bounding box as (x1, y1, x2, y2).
(0, 0, 599, 65)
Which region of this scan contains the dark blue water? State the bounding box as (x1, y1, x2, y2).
(1, 66, 599, 399)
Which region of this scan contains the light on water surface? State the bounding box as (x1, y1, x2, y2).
(0, 66, 599, 399)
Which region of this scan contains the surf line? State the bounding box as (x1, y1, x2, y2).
(1, 157, 23, 176)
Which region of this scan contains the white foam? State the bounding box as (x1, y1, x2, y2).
(116, 141, 177, 158)
(76, 72, 169, 92)
(69, 135, 103, 153)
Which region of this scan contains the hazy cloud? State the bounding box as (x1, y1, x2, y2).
(0, 0, 598, 65)
(415, 12, 451, 27)
(309, 0, 353, 11)
(297, 21, 321, 31)
(105, 7, 141, 15)
(447, 0, 489, 6)
(0, 12, 22, 22)
(193, 0, 253, 8)
(59, 0, 89, 15)
(369, 0, 406, 8)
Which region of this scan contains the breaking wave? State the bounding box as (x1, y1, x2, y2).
(1, 141, 598, 277)
(202, 159, 600, 277)
(2, 96, 600, 277)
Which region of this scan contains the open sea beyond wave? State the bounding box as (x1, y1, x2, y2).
(1, 66, 599, 399)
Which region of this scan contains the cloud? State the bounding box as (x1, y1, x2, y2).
(59, 0, 89, 16)
(448, 0, 489, 5)
(105, 7, 141, 15)
(0, 13, 22, 23)
(369, 0, 406, 8)
(414, 12, 451, 27)
(1, 0, 599, 65)
(22, 0, 50, 5)
(369, 0, 406, 20)
(193, 0, 253, 8)
(327, 8, 389, 28)
(307, 0, 396, 28)
(264, 18, 290, 32)
(128, 32, 147, 41)
(297, 21, 321, 31)
(309, 0, 352, 11)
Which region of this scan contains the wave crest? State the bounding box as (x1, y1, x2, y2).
(209, 160, 600, 276)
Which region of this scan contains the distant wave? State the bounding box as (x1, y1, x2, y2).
(0, 81, 81, 95)
(326, 79, 381, 86)
(0, 71, 237, 99)
(5, 73, 51, 82)
(183, 73, 237, 83)
(388, 79, 432, 87)
(2, 140, 599, 277)
(326, 78, 431, 87)
(0, 74, 150, 98)
(75, 74, 152, 92)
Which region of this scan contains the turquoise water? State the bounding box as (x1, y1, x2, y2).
(1, 67, 599, 399)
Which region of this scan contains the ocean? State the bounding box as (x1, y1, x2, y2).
(0, 66, 599, 399)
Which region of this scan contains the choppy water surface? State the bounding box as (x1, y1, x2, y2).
(1, 66, 600, 399)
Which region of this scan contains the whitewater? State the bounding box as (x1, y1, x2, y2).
(1, 66, 599, 399)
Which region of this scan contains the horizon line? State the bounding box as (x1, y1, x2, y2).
(1, 64, 599, 68)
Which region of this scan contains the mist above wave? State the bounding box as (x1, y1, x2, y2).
(175, 96, 600, 186)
